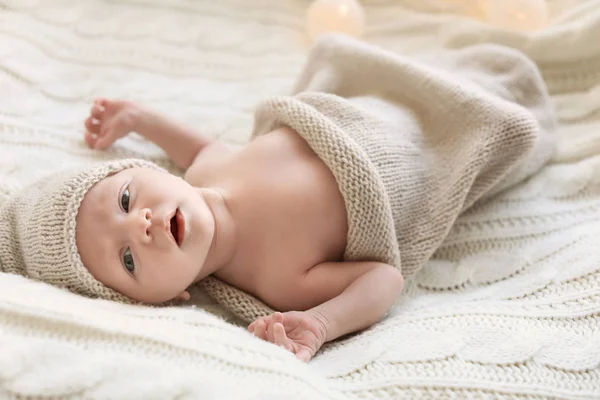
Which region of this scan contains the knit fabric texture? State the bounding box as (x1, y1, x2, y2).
(1, 1, 599, 398)
(202, 36, 556, 321)
(259, 36, 556, 276)
(0, 159, 163, 302)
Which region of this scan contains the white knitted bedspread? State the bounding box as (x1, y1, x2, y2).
(1, 0, 600, 398)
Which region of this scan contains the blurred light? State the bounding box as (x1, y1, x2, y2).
(306, 0, 365, 42)
(485, 0, 549, 31)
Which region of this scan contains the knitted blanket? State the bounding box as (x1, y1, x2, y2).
(1, 0, 599, 399)
(256, 36, 556, 277)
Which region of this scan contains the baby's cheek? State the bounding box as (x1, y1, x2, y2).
(143, 251, 196, 298)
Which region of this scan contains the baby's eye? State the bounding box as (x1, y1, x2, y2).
(123, 248, 135, 273)
(121, 188, 130, 212)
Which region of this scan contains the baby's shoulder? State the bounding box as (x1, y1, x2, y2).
(183, 141, 232, 187)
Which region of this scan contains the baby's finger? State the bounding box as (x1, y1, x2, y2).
(94, 135, 113, 150)
(296, 349, 312, 363)
(248, 319, 263, 333)
(94, 125, 117, 150)
(91, 103, 104, 120)
(253, 319, 267, 340)
(266, 317, 276, 343)
(95, 97, 108, 108)
(84, 117, 100, 134)
(273, 312, 284, 324)
(84, 130, 99, 148)
(274, 322, 292, 352)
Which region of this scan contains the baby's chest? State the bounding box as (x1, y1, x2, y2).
(252, 255, 311, 306)
(223, 244, 310, 304)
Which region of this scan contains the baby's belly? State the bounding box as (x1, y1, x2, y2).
(246, 198, 347, 304)
(270, 128, 347, 263)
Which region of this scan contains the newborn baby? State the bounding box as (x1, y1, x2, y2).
(0, 35, 556, 362)
(78, 99, 386, 362)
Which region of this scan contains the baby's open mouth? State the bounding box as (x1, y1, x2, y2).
(169, 208, 185, 247)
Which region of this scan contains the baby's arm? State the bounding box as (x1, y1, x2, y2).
(85, 99, 226, 170)
(249, 261, 404, 361)
(305, 262, 404, 342)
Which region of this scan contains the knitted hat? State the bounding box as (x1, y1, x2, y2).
(0, 159, 165, 303)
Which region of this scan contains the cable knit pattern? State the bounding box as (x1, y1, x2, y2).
(1, 0, 599, 399)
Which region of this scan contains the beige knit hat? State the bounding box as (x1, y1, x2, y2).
(0, 159, 165, 303)
(0, 158, 275, 322)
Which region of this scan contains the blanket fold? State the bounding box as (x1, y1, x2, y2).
(255, 35, 556, 277)
(203, 34, 556, 320)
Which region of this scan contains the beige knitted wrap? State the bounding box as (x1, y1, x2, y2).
(202, 35, 556, 321)
(0, 159, 164, 302)
(261, 35, 556, 276)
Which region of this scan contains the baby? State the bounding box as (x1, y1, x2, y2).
(78, 98, 390, 362)
(0, 35, 555, 362)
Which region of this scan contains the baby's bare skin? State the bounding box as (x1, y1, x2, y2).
(81, 98, 404, 361)
(187, 124, 351, 311)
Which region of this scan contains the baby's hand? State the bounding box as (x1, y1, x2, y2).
(84, 98, 139, 150)
(248, 311, 328, 362)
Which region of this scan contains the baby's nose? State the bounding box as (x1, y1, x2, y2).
(142, 208, 151, 222)
(136, 208, 152, 242)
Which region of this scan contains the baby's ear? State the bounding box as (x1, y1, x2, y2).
(173, 290, 191, 302)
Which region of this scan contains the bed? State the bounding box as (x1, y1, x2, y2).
(1, 0, 599, 398)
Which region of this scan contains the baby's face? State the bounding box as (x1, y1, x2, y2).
(76, 167, 215, 303)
